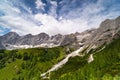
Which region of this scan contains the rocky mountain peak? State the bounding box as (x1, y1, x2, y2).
(24, 34, 33, 37)
(99, 19, 115, 31)
(3, 32, 20, 37)
(37, 32, 49, 37)
(0, 32, 20, 44)
(0, 16, 120, 50)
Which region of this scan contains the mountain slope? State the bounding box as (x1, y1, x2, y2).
(0, 34, 120, 80)
(0, 47, 68, 80)
(50, 37, 120, 80)
(40, 16, 120, 79)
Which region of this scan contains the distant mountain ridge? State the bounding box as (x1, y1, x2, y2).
(0, 32, 76, 49)
(0, 16, 120, 50)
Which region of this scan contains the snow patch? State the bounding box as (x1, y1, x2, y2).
(86, 44, 97, 53)
(88, 54, 94, 63)
(41, 46, 86, 78)
(5, 43, 59, 50)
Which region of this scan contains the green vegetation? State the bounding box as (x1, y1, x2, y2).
(50, 38, 120, 80)
(0, 38, 120, 80)
(0, 47, 66, 80)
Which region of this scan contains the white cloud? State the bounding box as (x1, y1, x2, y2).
(1, 13, 87, 36)
(0, 15, 41, 35)
(48, 0, 57, 17)
(34, 13, 88, 35)
(35, 0, 45, 10)
(60, 0, 120, 28)
(0, 1, 21, 15)
(0, 0, 41, 35)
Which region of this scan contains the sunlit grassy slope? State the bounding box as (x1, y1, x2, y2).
(0, 47, 67, 80)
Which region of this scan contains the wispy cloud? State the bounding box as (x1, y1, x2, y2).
(35, 0, 45, 10)
(48, 0, 57, 17)
(0, 0, 120, 35)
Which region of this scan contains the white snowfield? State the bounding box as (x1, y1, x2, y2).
(41, 46, 86, 78)
(87, 46, 106, 63)
(88, 54, 94, 63)
(6, 43, 59, 50)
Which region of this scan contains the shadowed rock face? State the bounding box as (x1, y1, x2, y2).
(0, 32, 20, 44)
(16, 34, 33, 45)
(0, 32, 20, 48)
(0, 16, 120, 50)
(60, 34, 76, 46)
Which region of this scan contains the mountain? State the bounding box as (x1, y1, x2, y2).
(1, 16, 120, 50)
(0, 16, 120, 80)
(41, 16, 120, 79)
(0, 32, 76, 50)
(50, 36, 120, 80)
(77, 16, 120, 49)
(0, 32, 20, 49)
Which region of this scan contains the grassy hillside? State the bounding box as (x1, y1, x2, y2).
(0, 38, 120, 80)
(50, 38, 120, 80)
(0, 47, 67, 80)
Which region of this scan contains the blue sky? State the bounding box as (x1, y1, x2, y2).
(0, 0, 120, 35)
